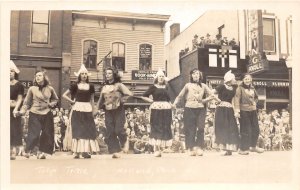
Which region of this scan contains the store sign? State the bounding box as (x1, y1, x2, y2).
(20, 80, 33, 88)
(208, 79, 289, 87)
(247, 54, 269, 74)
(132, 70, 157, 80)
(139, 45, 152, 59)
(253, 81, 289, 87)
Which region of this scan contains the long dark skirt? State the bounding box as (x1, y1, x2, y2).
(150, 109, 172, 141)
(26, 111, 54, 155)
(71, 110, 97, 140)
(10, 108, 23, 146)
(214, 106, 239, 146)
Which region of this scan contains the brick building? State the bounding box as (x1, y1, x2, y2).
(10, 10, 72, 108)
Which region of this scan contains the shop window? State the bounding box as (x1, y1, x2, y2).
(139, 44, 152, 70)
(83, 40, 98, 69)
(112, 42, 125, 71)
(263, 18, 276, 53)
(31, 11, 50, 44)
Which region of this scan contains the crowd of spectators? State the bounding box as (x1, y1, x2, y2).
(180, 33, 239, 58)
(17, 106, 292, 156)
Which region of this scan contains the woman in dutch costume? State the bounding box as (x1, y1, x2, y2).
(62, 64, 99, 159)
(214, 70, 240, 156)
(140, 69, 173, 157)
(10, 61, 25, 160)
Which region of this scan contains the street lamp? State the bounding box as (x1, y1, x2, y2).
(285, 56, 292, 128)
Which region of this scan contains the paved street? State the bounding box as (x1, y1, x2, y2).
(10, 151, 293, 184)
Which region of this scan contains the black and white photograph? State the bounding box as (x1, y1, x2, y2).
(1, 1, 300, 190)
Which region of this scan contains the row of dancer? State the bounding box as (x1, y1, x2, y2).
(10, 61, 263, 160)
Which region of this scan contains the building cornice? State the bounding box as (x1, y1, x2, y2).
(72, 10, 170, 23)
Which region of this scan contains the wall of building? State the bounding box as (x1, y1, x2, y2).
(71, 17, 166, 82)
(165, 10, 240, 79)
(10, 10, 72, 108)
(14, 11, 64, 58)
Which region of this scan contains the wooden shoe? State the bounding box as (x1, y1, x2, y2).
(154, 151, 162, 157)
(250, 147, 264, 153)
(23, 153, 30, 158)
(238, 150, 249, 155)
(221, 150, 232, 156)
(82, 152, 91, 159)
(112, 153, 121, 159)
(37, 153, 46, 159)
(73, 153, 80, 159)
(189, 150, 196, 156)
(195, 148, 203, 156)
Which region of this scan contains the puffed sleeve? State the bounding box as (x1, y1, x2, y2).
(17, 82, 25, 96)
(69, 83, 77, 99)
(215, 84, 224, 94)
(90, 84, 95, 94)
(143, 85, 155, 97)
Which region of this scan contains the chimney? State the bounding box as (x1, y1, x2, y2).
(170, 23, 180, 41)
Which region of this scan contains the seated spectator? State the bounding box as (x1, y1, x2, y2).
(96, 133, 108, 154)
(128, 130, 138, 151)
(170, 134, 185, 153)
(282, 133, 292, 150)
(272, 130, 283, 151)
(54, 125, 62, 151)
(133, 135, 153, 154)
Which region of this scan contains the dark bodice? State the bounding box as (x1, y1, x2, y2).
(70, 83, 95, 102)
(10, 81, 24, 100)
(143, 85, 170, 102)
(216, 84, 236, 103)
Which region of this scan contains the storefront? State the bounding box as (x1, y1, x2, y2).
(207, 77, 289, 111)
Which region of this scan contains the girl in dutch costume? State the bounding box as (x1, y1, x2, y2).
(19, 70, 59, 159)
(140, 69, 173, 157)
(10, 61, 25, 160)
(62, 64, 99, 159)
(214, 70, 240, 156)
(97, 67, 133, 159)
